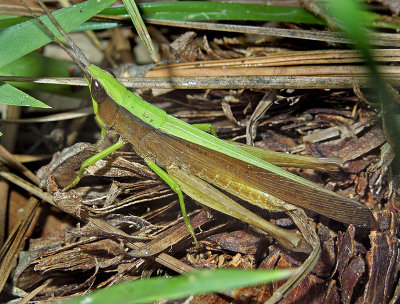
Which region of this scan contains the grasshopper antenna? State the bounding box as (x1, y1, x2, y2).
(20, 0, 90, 74)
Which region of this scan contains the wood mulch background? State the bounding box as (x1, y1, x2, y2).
(1, 1, 399, 303)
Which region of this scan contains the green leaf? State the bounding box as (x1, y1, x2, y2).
(99, 2, 399, 30)
(322, 0, 400, 168)
(0, 52, 76, 94)
(0, 0, 115, 108)
(122, 0, 159, 62)
(0, 15, 30, 30)
(75, 21, 121, 32)
(323, 0, 371, 55)
(62, 269, 293, 304)
(0, 0, 116, 69)
(140, 1, 324, 24)
(101, 2, 325, 24)
(0, 81, 49, 108)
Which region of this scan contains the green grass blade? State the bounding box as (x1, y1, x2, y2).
(2, 2, 397, 36)
(0, 15, 30, 29)
(0, 15, 121, 32)
(100, 1, 324, 24)
(121, 0, 159, 63)
(321, 0, 400, 167)
(0, 81, 49, 108)
(74, 21, 121, 32)
(139, 1, 324, 24)
(323, 0, 371, 56)
(62, 269, 293, 304)
(0, 0, 116, 69)
(0, 52, 78, 95)
(99, 1, 398, 30)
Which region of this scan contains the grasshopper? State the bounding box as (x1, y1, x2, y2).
(24, 1, 375, 302)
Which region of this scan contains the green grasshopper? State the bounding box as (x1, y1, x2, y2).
(25, 1, 375, 301)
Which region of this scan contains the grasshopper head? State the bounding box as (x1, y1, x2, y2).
(86, 65, 128, 128)
(87, 65, 129, 110)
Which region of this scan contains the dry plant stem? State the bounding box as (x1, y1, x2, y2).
(0, 197, 39, 292)
(147, 65, 399, 78)
(17, 279, 50, 304)
(114, 76, 400, 90)
(0, 107, 92, 124)
(0, 3, 43, 15)
(0, 144, 40, 185)
(2, 75, 400, 90)
(12, 154, 50, 163)
(2, 106, 21, 152)
(265, 208, 321, 304)
(150, 49, 400, 70)
(0, 181, 8, 248)
(146, 19, 400, 47)
(3, 47, 400, 88)
(0, 171, 51, 203)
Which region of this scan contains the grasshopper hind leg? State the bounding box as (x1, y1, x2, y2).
(145, 160, 200, 248)
(168, 166, 321, 303)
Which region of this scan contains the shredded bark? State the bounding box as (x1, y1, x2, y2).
(1, 1, 399, 303)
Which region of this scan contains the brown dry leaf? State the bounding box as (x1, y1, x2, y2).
(207, 230, 267, 255)
(164, 31, 202, 63)
(129, 211, 212, 257)
(361, 211, 399, 303)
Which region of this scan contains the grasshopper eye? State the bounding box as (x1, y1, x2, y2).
(91, 79, 108, 104)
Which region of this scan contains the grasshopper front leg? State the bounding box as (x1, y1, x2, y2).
(63, 137, 125, 191)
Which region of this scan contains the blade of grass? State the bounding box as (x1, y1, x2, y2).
(1, 1, 399, 33)
(99, 2, 398, 29)
(62, 269, 293, 304)
(0, 15, 29, 29)
(321, 0, 400, 168)
(0, 0, 115, 108)
(121, 0, 159, 63)
(137, 1, 324, 24)
(0, 82, 49, 108)
(0, 52, 81, 95)
(0, 0, 115, 69)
